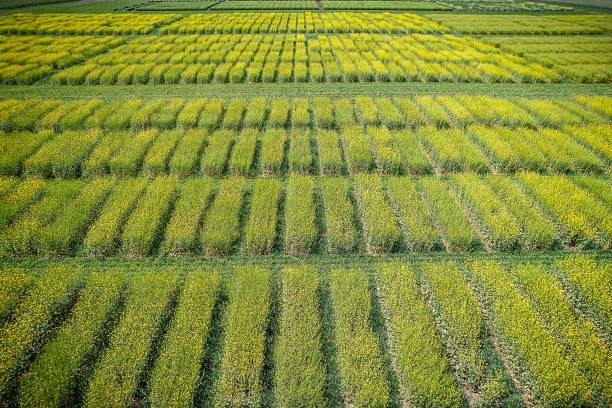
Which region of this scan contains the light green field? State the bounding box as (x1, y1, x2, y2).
(0, 3, 611, 408)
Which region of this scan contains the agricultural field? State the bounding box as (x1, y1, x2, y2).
(0, 1, 611, 407)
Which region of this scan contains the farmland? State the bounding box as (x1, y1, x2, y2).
(0, 1, 611, 407)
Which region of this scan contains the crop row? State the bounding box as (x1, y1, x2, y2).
(160, 11, 447, 34)
(1, 254, 609, 407)
(481, 35, 612, 83)
(440, 0, 572, 12)
(1, 122, 610, 179)
(0, 12, 446, 36)
(426, 13, 606, 35)
(0, 173, 609, 257)
(0, 13, 181, 35)
(0, 35, 124, 84)
(48, 32, 561, 85)
(3, 95, 608, 134)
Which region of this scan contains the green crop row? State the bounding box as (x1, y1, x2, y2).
(51, 32, 560, 85)
(215, 266, 271, 407)
(0, 173, 610, 257)
(1, 255, 610, 407)
(329, 268, 389, 407)
(275, 266, 326, 407)
(1, 96, 610, 176)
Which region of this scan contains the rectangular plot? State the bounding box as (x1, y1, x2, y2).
(485, 175, 557, 251)
(415, 96, 452, 127)
(0, 130, 54, 176)
(121, 176, 178, 256)
(103, 100, 143, 130)
(168, 129, 207, 177)
(150, 98, 184, 129)
(108, 129, 159, 177)
(201, 177, 245, 256)
(467, 125, 546, 173)
(275, 266, 325, 408)
(563, 124, 612, 165)
(417, 126, 489, 173)
(82, 131, 131, 177)
(221, 99, 246, 130)
(200, 129, 234, 176)
(245, 178, 281, 255)
(18, 269, 128, 408)
(83, 101, 123, 129)
(243, 98, 267, 129)
(142, 129, 184, 176)
(450, 174, 521, 251)
(0, 180, 84, 256)
(36, 178, 115, 256)
(375, 98, 405, 128)
(334, 98, 356, 127)
(340, 124, 374, 174)
(313, 97, 334, 128)
(176, 98, 208, 128)
(320, 177, 357, 253)
(0, 265, 84, 400)
(471, 260, 590, 407)
(198, 98, 224, 129)
(511, 263, 611, 404)
(288, 128, 312, 174)
(386, 176, 442, 251)
(284, 175, 317, 255)
(161, 178, 215, 256)
(518, 173, 612, 249)
(377, 263, 465, 408)
(515, 99, 582, 127)
(292, 98, 310, 127)
(215, 267, 270, 407)
(329, 268, 389, 408)
(353, 173, 402, 254)
(260, 128, 287, 176)
(83, 269, 180, 408)
(316, 128, 344, 175)
(24, 129, 101, 178)
(367, 126, 404, 175)
(418, 176, 481, 252)
(82, 178, 148, 257)
(394, 98, 427, 127)
(391, 129, 432, 174)
(0, 178, 45, 231)
(269, 99, 290, 128)
(228, 128, 257, 177)
(149, 270, 219, 408)
(130, 99, 165, 129)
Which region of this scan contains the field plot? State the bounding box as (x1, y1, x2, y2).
(0, 4, 611, 408)
(160, 12, 447, 33)
(437, 0, 573, 11)
(1, 95, 610, 179)
(426, 13, 606, 34)
(212, 1, 320, 10)
(0, 13, 180, 35)
(482, 35, 612, 83)
(131, 1, 219, 11)
(0, 254, 610, 407)
(322, 1, 452, 10)
(0, 172, 609, 256)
